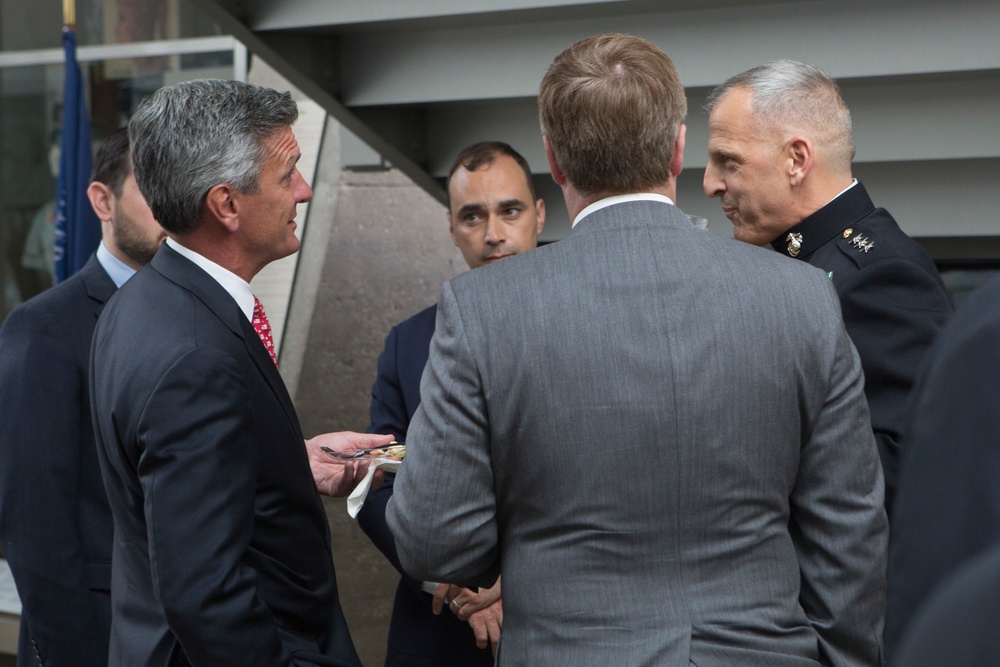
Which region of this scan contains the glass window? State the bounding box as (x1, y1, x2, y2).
(938, 266, 1000, 309)
(1, 45, 235, 321)
(0, 64, 60, 319)
(1, 0, 221, 51)
(0, 0, 62, 50)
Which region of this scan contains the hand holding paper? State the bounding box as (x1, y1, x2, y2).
(306, 432, 394, 497)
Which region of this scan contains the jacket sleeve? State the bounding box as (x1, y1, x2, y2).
(136, 347, 291, 666)
(789, 310, 889, 667)
(836, 256, 952, 514)
(386, 283, 500, 588)
(357, 324, 426, 593)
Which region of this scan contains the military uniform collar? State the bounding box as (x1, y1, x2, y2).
(770, 181, 877, 259)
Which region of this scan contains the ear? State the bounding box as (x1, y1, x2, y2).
(534, 198, 546, 236)
(86, 181, 113, 222)
(670, 123, 687, 178)
(205, 183, 240, 233)
(543, 136, 566, 187)
(447, 209, 460, 247)
(786, 136, 814, 187)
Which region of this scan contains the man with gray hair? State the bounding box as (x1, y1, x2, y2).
(90, 79, 392, 667)
(388, 34, 887, 665)
(704, 60, 953, 513)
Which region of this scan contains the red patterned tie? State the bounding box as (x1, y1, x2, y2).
(252, 296, 278, 366)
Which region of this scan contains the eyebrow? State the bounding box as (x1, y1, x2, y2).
(456, 202, 487, 217)
(498, 198, 527, 209)
(456, 197, 529, 217)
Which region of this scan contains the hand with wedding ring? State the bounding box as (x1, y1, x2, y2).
(431, 579, 504, 653)
(431, 578, 502, 620)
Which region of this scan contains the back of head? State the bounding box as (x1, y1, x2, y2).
(706, 60, 855, 172)
(446, 140, 536, 206)
(538, 33, 687, 196)
(91, 127, 132, 196)
(128, 79, 298, 235)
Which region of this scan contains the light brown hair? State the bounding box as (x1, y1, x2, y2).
(538, 33, 687, 196)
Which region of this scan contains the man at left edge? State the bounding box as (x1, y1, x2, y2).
(0, 128, 164, 666)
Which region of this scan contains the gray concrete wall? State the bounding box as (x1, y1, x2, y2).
(288, 165, 465, 666)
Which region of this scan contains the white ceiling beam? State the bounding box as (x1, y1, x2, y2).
(246, 0, 642, 30)
(336, 0, 1000, 106)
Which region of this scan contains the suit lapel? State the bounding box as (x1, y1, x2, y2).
(151, 244, 246, 337)
(80, 254, 118, 320)
(239, 313, 301, 434)
(150, 244, 302, 437)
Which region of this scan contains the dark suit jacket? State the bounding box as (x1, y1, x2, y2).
(90, 243, 359, 667)
(357, 305, 492, 666)
(891, 541, 1000, 666)
(885, 274, 1000, 656)
(0, 254, 114, 667)
(771, 182, 953, 513)
(389, 200, 887, 666)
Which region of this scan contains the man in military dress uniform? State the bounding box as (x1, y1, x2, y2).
(704, 59, 953, 513)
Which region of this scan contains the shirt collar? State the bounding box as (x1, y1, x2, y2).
(165, 237, 255, 322)
(95, 242, 137, 288)
(825, 178, 858, 208)
(572, 193, 676, 228)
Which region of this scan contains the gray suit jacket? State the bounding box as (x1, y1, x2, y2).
(387, 200, 887, 667)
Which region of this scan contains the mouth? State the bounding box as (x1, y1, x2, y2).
(483, 254, 511, 263)
(721, 204, 737, 220)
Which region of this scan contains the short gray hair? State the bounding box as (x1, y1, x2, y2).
(128, 79, 298, 235)
(705, 60, 855, 169)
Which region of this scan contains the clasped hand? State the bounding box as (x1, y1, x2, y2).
(433, 578, 503, 655)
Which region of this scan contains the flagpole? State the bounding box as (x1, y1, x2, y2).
(54, 0, 100, 282)
(63, 0, 75, 30)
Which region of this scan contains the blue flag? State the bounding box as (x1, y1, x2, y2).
(54, 27, 100, 283)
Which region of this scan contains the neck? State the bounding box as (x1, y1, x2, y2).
(563, 181, 676, 221)
(794, 172, 855, 222)
(101, 240, 142, 272)
(170, 229, 258, 283)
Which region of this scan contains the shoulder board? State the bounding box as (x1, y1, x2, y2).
(836, 225, 884, 267)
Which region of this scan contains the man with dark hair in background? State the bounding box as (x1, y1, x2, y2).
(703, 60, 953, 513)
(0, 127, 164, 667)
(387, 34, 887, 666)
(90, 79, 392, 667)
(358, 140, 544, 665)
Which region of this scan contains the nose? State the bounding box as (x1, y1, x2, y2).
(703, 163, 725, 198)
(484, 215, 505, 245)
(294, 170, 313, 204)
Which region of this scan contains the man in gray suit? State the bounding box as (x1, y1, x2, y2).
(387, 33, 887, 666)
